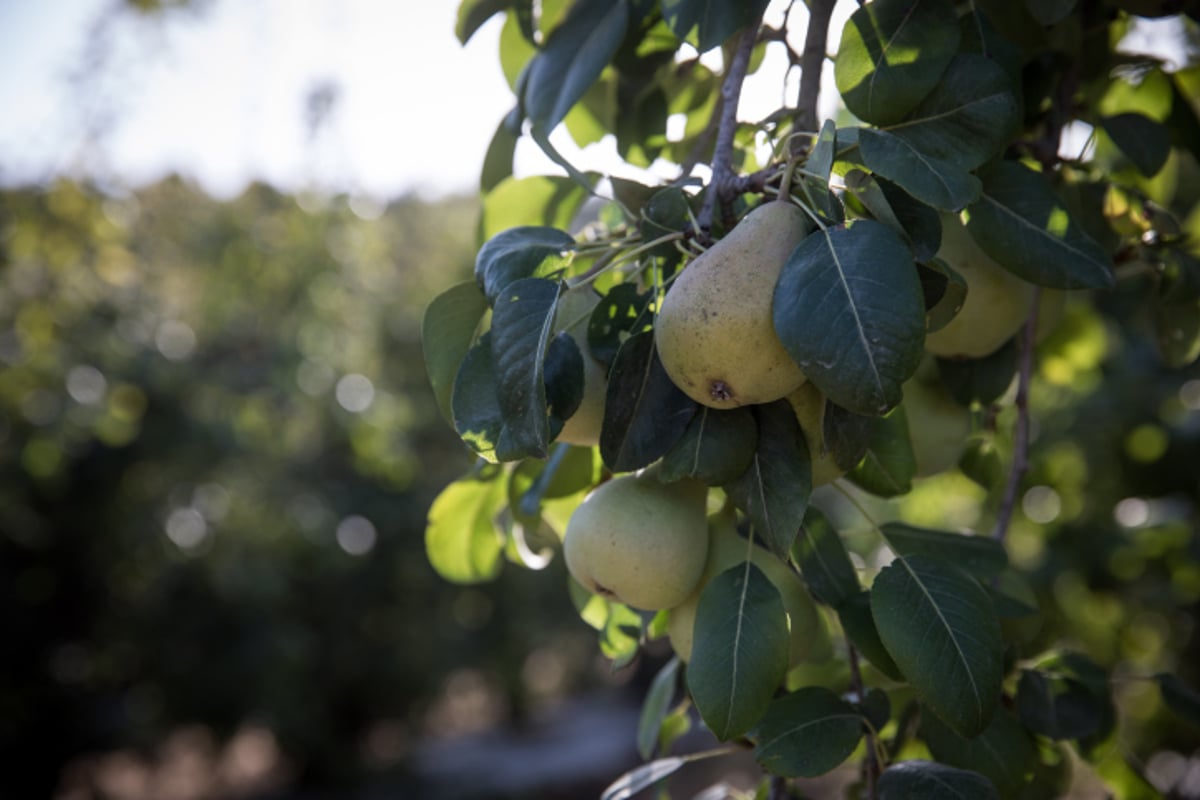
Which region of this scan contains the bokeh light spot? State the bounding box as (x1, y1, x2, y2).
(67, 365, 108, 405)
(166, 507, 208, 549)
(336, 515, 376, 555)
(156, 320, 197, 360)
(336, 373, 375, 413)
(1022, 485, 1062, 524)
(1124, 423, 1169, 463)
(1114, 497, 1150, 528)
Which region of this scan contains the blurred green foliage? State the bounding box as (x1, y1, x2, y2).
(0, 178, 600, 796)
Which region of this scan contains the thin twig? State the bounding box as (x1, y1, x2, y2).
(848, 645, 879, 799)
(698, 18, 764, 234)
(992, 288, 1041, 542)
(794, 0, 837, 150)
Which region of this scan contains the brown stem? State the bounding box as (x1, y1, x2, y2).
(698, 19, 763, 234)
(768, 774, 790, 800)
(848, 645, 880, 798)
(992, 288, 1041, 542)
(794, 0, 837, 150)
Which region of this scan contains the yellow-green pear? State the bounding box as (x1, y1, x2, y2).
(655, 202, 810, 409)
(926, 214, 1038, 359)
(553, 284, 607, 446)
(666, 508, 822, 666)
(563, 472, 708, 610)
(785, 382, 845, 486)
(903, 377, 971, 477)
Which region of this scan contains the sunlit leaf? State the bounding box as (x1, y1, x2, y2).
(425, 471, 508, 583)
(475, 226, 576, 303)
(457, 0, 513, 44)
(422, 281, 489, 425)
(660, 0, 771, 53)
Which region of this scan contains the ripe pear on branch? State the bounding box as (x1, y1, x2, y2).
(655, 201, 811, 408)
(666, 506, 823, 666)
(563, 471, 708, 611)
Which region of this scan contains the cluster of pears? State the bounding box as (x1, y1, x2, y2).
(562, 467, 825, 666)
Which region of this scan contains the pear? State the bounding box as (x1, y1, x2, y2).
(903, 376, 971, 477)
(785, 381, 846, 487)
(553, 284, 607, 446)
(563, 472, 708, 611)
(926, 214, 1038, 359)
(666, 507, 823, 666)
(655, 202, 810, 408)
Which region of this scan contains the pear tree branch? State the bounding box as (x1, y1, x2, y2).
(992, 288, 1041, 542)
(794, 0, 836, 149)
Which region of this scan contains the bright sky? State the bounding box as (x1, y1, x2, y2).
(0, 1, 864, 200)
(0, 2, 1182, 200)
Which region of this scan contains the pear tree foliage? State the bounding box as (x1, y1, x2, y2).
(423, 0, 1200, 797)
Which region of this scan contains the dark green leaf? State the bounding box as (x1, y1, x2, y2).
(524, 0, 630, 133)
(587, 282, 654, 367)
(834, 0, 961, 126)
(724, 400, 812, 558)
(425, 471, 508, 583)
(920, 258, 968, 333)
(880, 523, 1008, 579)
(457, 0, 513, 44)
(753, 687, 864, 778)
(838, 591, 903, 680)
(1101, 112, 1171, 176)
(846, 173, 943, 261)
(1016, 669, 1108, 741)
(936, 339, 1018, 406)
(791, 507, 860, 609)
(452, 334, 504, 461)
(823, 402, 873, 471)
(860, 688, 892, 732)
(847, 406, 916, 497)
(860, 128, 982, 211)
(422, 281, 489, 426)
(475, 226, 576, 303)
(544, 330, 584, 432)
(660, 0, 771, 53)
(660, 406, 758, 485)
(687, 563, 790, 740)
(988, 568, 1039, 617)
(491, 277, 561, 459)
(599, 330, 697, 472)
(637, 657, 680, 760)
(1024, 0, 1076, 25)
(878, 760, 1000, 800)
(774, 220, 926, 416)
(921, 708, 1037, 797)
(808, 120, 838, 182)
(884, 54, 1018, 170)
(481, 116, 520, 193)
(965, 161, 1115, 290)
(1156, 673, 1200, 727)
(871, 554, 1003, 737)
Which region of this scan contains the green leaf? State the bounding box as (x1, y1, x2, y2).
(481, 175, 592, 240)
(1024, 0, 1076, 25)
(475, 226, 576, 303)
(860, 128, 982, 211)
(687, 563, 791, 741)
(808, 120, 838, 182)
(834, 0, 961, 126)
(838, 591, 903, 680)
(880, 523, 1008, 579)
(524, 0, 630, 133)
(422, 281, 489, 426)
(543, 330, 584, 432)
(847, 407, 916, 497)
(920, 258, 968, 333)
(878, 760, 1000, 800)
(1016, 669, 1109, 741)
(588, 282, 653, 366)
(920, 708, 1038, 797)
(457, 0, 512, 44)
(1156, 673, 1200, 728)
(791, 507, 860, 609)
(490, 277, 562, 459)
(936, 339, 1018, 406)
(599, 330, 697, 472)
(637, 657, 680, 760)
(425, 471, 508, 583)
(753, 687, 864, 778)
(859, 688, 891, 732)
(871, 554, 1003, 737)
(723, 400, 812, 558)
(884, 54, 1019, 170)
(660, 406, 758, 486)
(965, 161, 1115, 290)
(774, 220, 926, 416)
(660, 0, 771, 53)
(1101, 112, 1172, 176)
(481, 116, 520, 193)
(601, 756, 688, 800)
(452, 334, 504, 461)
(1153, 266, 1200, 367)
